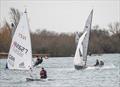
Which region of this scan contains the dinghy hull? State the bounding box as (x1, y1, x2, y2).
(26, 78, 54, 81)
(26, 78, 45, 81)
(74, 65, 86, 70)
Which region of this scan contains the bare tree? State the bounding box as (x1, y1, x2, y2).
(108, 22, 120, 35)
(0, 21, 11, 52)
(10, 8, 21, 37)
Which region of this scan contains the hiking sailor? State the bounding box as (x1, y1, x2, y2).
(99, 60, 104, 66)
(94, 59, 99, 66)
(33, 56, 43, 67)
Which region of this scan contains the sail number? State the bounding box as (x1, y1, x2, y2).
(8, 54, 15, 67)
(13, 41, 28, 54)
(8, 54, 15, 61)
(18, 33, 26, 40)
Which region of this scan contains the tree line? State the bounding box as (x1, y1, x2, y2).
(0, 8, 120, 57)
(0, 22, 120, 57)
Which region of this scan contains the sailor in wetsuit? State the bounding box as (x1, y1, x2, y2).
(99, 60, 104, 66)
(33, 56, 43, 67)
(40, 67, 47, 79)
(5, 63, 8, 69)
(94, 59, 99, 66)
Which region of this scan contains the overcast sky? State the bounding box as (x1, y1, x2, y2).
(0, 0, 120, 33)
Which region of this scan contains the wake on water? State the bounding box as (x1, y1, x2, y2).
(27, 64, 116, 81)
(86, 64, 116, 70)
(34, 63, 116, 71)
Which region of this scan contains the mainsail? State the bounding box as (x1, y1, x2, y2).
(74, 10, 93, 68)
(7, 11, 32, 70)
(83, 10, 93, 65)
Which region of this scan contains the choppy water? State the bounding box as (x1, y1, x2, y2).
(0, 54, 120, 87)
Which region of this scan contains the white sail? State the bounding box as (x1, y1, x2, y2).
(74, 10, 93, 68)
(74, 32, 87, 66)
(83, 10, 93, 63)
(7, 11, 32, 70)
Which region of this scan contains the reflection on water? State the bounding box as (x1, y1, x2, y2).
(0, 54, 120, 87)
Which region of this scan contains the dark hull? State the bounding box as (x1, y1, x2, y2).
(26, 78, 54, 81)
(74, 65, 86, 70)
(26, 78, 44, 81)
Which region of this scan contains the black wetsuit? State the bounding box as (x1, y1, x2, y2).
(99, 61, 104, 66)
(6, 63, 8, 69)
(33, 58, 43, 67)
(94, 60, 99, 66)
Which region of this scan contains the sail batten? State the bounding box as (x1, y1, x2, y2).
(7, 12, 32, 70)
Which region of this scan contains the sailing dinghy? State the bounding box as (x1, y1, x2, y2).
(74, 10, 93, 70)
(7, 10, 32, 70)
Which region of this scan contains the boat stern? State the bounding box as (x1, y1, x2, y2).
(74, 65, 86, 70)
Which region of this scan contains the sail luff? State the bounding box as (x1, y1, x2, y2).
(24, 11, 32, 68)
(83, 10, 93, 65)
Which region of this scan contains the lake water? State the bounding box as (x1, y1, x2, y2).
(0, 54, 120, 87)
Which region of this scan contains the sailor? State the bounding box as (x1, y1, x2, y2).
(29, 67, 33, 78)
(40, 67, 47, 79)
(5, 63, 8, 69)
(94, 59, 99, 66)
(88, 52, 92, 56)
(99, 60, 104, 66)
(33, 56, 43, 67)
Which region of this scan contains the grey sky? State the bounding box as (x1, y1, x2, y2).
(0, 0, 120, 33)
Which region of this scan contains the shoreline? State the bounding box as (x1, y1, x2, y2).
(0, 52, 50, 59)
